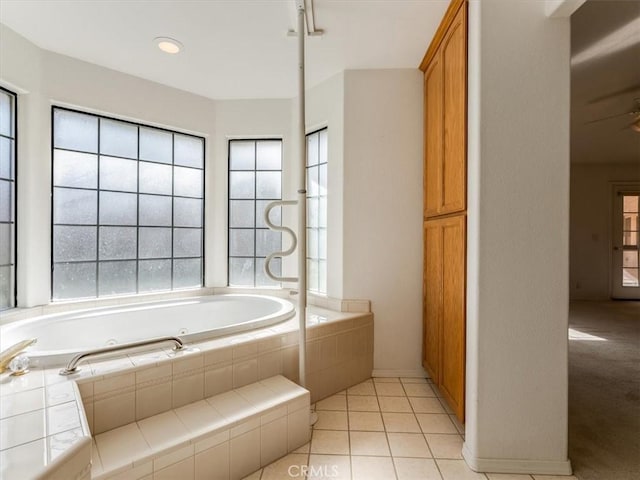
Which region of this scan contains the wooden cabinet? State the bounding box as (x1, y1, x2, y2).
(423, 2, 467, 218)
(424, 56, 443, 217)
(421, 0, 467, 422)
(423, 215, 466, 419)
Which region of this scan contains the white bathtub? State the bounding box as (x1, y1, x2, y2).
(0, 294, 295, 367)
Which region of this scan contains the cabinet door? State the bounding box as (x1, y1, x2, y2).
(440, 214, 466, 421)
(424, 54, 443, 218)
(423, 219, 443, 381)
(441, 6, 467, 215)
(422, 214, 466, 422)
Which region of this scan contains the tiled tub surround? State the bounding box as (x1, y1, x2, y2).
(0, 375, 92, 480)
(0, 307, 373, 479)
(77, 309, 373, 435)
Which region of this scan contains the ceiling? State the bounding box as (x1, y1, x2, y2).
(0, 0, 448, 100)
(3, 0, 636, 163)
(571, 0, 640, 164)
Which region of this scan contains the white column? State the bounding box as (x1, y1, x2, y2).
(464, 0, 572, 474)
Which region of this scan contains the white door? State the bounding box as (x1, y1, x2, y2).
(611, 186, 640, 299)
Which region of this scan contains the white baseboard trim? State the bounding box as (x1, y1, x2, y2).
(462, 444, 573, 475)
(372, 369, 430, 379)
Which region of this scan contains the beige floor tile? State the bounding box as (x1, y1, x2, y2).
(308, 454, 351, 480)
(416, 414, 458, 434)
(404, 383, 437, 397)
(438, 398, 454, 414)
(425, 434, 464, 459)
(409, 397, 446, 414)
(373, 377, 401, 383)
(532, 476, 579, 480)
(387, 432, 432, 458)
(351, 455, 397, 480)
(486, 474, 534, 479)
(310, 429, 350, 455)
(347, 381, 376, 396)
(293, 442, 310, 454)
(261, 453, 308, 480)
(348, 411, 384, 432)
(394, 457, 442, 480)
(316, 394, 347, 411)
(400, 378, 428, 384)
(241, 470, 262, 480)
(437, 459, 487, 479)
(374, 383, 406, 396)
(315, 410, 348, 430)
(350, 431, 390, 456)
(382, 412, 421, 433)
(449, 414, 465, 435)
(378, 396, 413, 413)
(348, 395, 379, 412)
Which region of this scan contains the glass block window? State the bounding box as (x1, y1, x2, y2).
(52, 107, 204, 300)
(306, 128, 327, 294)
(228, 139, 282, 287)
(0, 88, 16, 309)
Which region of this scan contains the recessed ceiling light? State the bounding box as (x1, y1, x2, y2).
(155, 37, 183, 54)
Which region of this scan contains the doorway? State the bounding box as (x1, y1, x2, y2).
(568, 1, 640, 478)
(612, 185, 640, 299)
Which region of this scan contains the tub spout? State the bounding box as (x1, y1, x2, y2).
(0, 338, 37, 373)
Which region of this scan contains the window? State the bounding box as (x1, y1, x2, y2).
(0, 88, 16, 309)
(228, 139, 282, 287)
(51, 107, 204, 300)
(306, 128, 327, 294)
(622, 194, 639, 287)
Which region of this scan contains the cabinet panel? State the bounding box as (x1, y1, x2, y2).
(440, 215, 466, 419)
(424, 57, 443, 218)
(423, 215, 465, 421)
(441, 7, 466, 214)
(423, 220, 443, 381)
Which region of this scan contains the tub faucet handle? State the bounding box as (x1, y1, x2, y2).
(0, 338, 37, 374)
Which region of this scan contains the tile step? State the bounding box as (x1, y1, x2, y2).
(92, 375, 311, 480)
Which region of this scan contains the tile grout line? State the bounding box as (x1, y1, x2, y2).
(345, 388, 353, 480)
(404, 378, 445, 480)
(378, 379, 400, 480)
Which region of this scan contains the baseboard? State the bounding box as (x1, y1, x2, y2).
(462, 443, 573, 475)
(372, 369, 430, 379)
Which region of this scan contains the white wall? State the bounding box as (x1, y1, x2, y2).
(211, 99, 293, 287)
(303, 69, 425, 375)
(545, 0, 587, 17)
(342, 69, 424, 375)
(0, 24, 295, 307)
(465, 0, 572, 474)
(304, 72, 345, 298)
(0, 24, 45, 308)
(570, 163, 640, 300)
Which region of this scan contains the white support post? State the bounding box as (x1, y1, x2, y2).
(295, 0, 308, 391)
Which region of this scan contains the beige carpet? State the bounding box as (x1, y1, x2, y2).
(569, 301, 640, 480)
